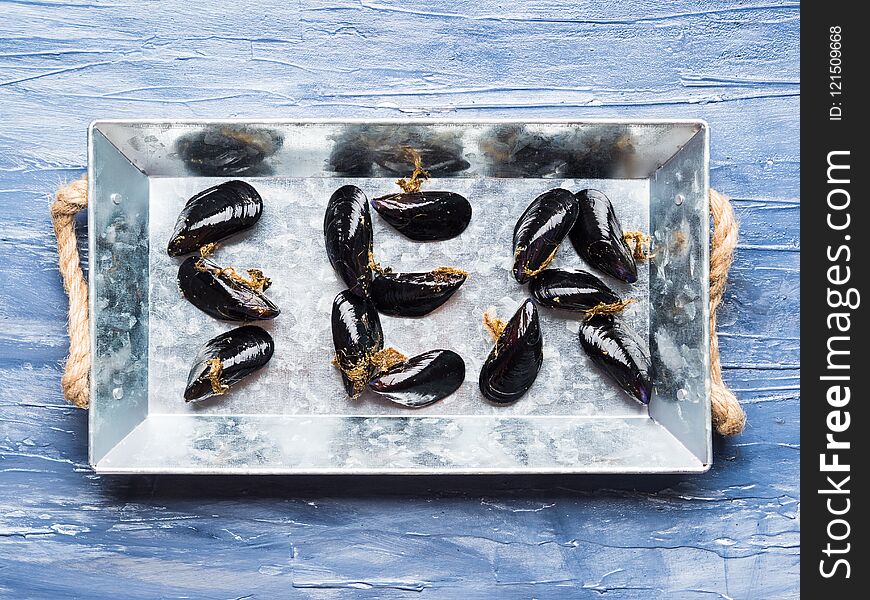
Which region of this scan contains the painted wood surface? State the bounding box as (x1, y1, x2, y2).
(0, 1, 799, 598)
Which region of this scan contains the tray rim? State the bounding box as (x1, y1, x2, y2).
(87, 118, 711, 475)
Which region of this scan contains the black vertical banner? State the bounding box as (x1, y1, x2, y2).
(802, 5, 867, 596)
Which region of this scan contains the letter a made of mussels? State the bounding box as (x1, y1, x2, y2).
(370, 151, 472, 241)
(512, 188, 579, 284)
(569, 189, 638, 283)
(371, 267, 468, 317)
(324, 185, 374, 297)
(479, 299, 544, 404)
(529, 268, 620, 312)
(178, 256, 280, 321)
(184, 325, 274, 402)
(332, 290, 385, 398)
(369, 349, 465, 407)
(578, 315, 654, 404)
(167, 180, 263, 256)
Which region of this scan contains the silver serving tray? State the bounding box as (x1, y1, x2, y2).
(88, 119, 710, 474)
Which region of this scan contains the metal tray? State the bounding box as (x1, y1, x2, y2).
(88, 119, 710, 474)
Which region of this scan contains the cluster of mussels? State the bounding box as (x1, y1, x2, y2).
(481, 188, 654, 405)
(168, 181, 279, 402)
(325, 165, 473, 407)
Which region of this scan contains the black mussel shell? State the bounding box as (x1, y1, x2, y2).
(176, 127, 283, 176)
(529, 268, 620, 312)
(569, 189, 637, 283)
(479, 299, 544, 404)
(512, 188, 579, 284)
(371, 192, 472, 241)
(324, 185, 374, 297)
(184, 325, 274, 402)
(332, 290, 384, 398)
(371, 267, 467, 317)
(369, 349, 465, 407)
(578, 315, 653, 404)
(167, 180, 263, 256)
(178, 257, 280, 321)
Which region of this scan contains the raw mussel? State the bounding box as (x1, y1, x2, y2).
(578, 315, 653, 404)
(529, 268, 619, 312)
(479, 299, 544, 404)
(371, 267, 467, 317)
(178, 256, 280, 321)
(371, 191, 472, 241)
(512, 188, 579, 284)
(369, 349, 465, 407)
(167, 180, 263, 256)
(332, 290, 384, 398)
(324, 185, 374, 297)
(184, 325, 274, 402)
(569, 189, 637, 283)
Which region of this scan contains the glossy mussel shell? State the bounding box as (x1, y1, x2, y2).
(529, 268, 619, 312)
(369, 349, 465, 407)
(371, 267, 467, 317)
(167, 180, 263, 256)
(178, 257, 280, 321)
(371, 191, 472, 241)
(184, 325, 274, 402)
(512, 188, 579, 284)
(578, 315, 653, 404)
(479, 299, 544, 404)
(332, 290, 384, 398)
(569, 189, 637, 283)
(324, 185, 374, 297)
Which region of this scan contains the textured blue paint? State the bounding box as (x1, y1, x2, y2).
(0, 1, 799, 598)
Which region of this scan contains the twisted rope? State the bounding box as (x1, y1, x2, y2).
(709, 189, 746, 435)
(50, 177, 90, 409)
(49, 178, 746, 435)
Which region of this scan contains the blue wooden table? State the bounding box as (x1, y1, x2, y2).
(0, 1, 799, 597)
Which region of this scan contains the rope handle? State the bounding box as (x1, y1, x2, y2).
(50, 178, 746, 435)
(51, 177, 90, 409)
(709, 189, 746, 436)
